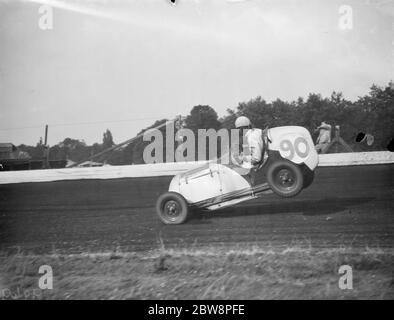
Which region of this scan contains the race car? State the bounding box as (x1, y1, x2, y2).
(156, 126, 319, 224)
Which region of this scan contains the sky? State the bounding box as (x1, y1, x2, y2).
(0, 0, 393, 146)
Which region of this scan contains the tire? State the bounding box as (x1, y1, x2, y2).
(156, 192, 190, 225)
(302, 168, 315, 189)
(266, 159, 304, 197)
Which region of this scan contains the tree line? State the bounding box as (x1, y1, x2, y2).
(17, 82, 394, 165)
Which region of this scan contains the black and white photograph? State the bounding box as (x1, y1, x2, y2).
(0, 0, 393, 303)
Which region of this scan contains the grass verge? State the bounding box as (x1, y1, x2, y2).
(0, 244, 393, 299)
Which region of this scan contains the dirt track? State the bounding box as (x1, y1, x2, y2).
(0, 164, 393, 254)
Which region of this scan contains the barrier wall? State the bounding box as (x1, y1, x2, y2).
(0, 151, 393, 185)
(317, 151, 394, 166)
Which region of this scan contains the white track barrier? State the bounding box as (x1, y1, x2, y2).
(317, 151, 394, 167)
(0, 151, 393, 185)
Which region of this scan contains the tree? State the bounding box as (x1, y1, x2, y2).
(184, 105, 221, 160)
(185, 105, 221, 132)
(50, 138, 89, 162)
(102, 129, 114, 150)
(351, 83, 394, 150)
(16, 81, 394, 165)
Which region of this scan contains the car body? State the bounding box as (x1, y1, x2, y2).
(156, 126, 319, 224)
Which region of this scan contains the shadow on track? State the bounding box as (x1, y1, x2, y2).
(190, 197, 374, 223)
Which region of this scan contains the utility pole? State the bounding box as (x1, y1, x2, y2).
(44, 124, 50, 169)
(44, 124, 48, 146)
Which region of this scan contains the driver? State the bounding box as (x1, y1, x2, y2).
(233, 116, 265, 170)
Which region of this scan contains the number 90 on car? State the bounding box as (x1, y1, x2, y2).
(279, 136, 310, 162)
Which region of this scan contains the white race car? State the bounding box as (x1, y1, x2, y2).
(156, 126, 319, 224)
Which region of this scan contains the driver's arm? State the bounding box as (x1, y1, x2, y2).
(242, 132, 263, 165)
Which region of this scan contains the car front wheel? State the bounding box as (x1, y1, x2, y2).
(156, 192, 190, 224)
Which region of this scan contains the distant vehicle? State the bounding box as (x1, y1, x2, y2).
(156, 126, 319, 224)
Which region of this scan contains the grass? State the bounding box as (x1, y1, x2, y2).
(0, 244, 393, 300)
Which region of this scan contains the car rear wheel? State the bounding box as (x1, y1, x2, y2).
(156, 192, 190, 224)
(266, 159, 304, 197)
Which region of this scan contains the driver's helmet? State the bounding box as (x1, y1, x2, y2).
(235, 116, 251, 128)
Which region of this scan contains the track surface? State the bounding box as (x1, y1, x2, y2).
(0, 165, 393, 254)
